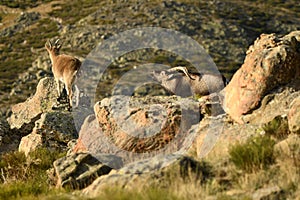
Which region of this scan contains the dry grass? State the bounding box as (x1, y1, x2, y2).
(0, 135, 299, 200)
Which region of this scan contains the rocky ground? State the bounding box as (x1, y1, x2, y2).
(0, 1, 300, 200)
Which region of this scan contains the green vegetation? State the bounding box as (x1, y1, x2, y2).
(0, 135, 299, 199)
(0, 0, 300, 199)
(49, 0, 102, 25)
(98, 187, 181, 200)
(0, 0, 104, 108)
(0, 18, 58, 94)
(0, 148, 65, 200)
(262, 116, 290, 139)
(229, 135, 276, 172)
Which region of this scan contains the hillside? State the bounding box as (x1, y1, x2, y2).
(0, 0, 300, 113)
(0, 1, 299, 200)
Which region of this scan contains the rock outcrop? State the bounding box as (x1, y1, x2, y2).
(6, 77, 77, 155)
(73, 95, 202, 166)
(199, 79, 300, 159)
(223, 31, 300, 123)
(66, 31, 300, 193)
(51, 76, 300, 197)
(19, 111, 78, 155)
(18, 132, 42, 156)
(82, 154, 212, 198)
(1, 1, 300, 198)
(8, 77, 59, 131)
(94, 95, 200, 153)
(53, 152, 123, 189)
(2, 28, 300, 198)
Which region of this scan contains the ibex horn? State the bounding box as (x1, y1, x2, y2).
(54, 39, 60, 45)
(169, 66, 195, 80)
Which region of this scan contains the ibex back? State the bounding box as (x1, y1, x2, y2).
(45, 39, 81, 109)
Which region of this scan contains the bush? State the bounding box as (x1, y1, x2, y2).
(0, 180, 48, 200)
(229, 136, 276, 173)
(262, 115, 289, 139)
(0, 148, 65, 199)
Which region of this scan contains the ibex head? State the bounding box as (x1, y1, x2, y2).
(45, 39, 62, 55)
(151, 66, 195, 83)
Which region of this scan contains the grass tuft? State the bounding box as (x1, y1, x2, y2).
(229, 136, 276, 173)
(0, 148, 65, 199)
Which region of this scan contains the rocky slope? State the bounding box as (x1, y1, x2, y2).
(0, 1, 300, 199)
(2, 30, 300, 199)
(1, 0, 300, 114)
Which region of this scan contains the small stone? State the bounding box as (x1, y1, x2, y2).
(18, 130, 42, 156)
(252, 186, 282, 200)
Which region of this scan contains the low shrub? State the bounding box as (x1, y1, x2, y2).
(262, 115, 289, 139)
(0, 148, 65, 199)
(229, 136, 276, 173)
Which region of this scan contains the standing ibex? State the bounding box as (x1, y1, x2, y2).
(152, 66, 226, 97)
(45, 39, 81, 109)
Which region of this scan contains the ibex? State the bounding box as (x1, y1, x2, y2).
(151, 66, 226, 97)
(45, 39, 81, 109)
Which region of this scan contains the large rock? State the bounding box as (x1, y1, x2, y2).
(223, 31, 300, 123)
(74, 95, 201, 165)
(94, 95, 200, 154)
(242, 79, 300, 125)
(18, 131, 42, 156)
(53, 152, 123, 189)
(7, 77, 59, 132)
(73, 114, 115, 155)
(34, 111, 78, 143)
(74, 94, 225, 158)
(7, 77, 78, 155)
(194, 115, 257, 159)
(195, 81, 300, 160)
(82, 154, 213, 198)
(18, 111, 78, 155)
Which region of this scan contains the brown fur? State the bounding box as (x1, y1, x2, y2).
(45, 39, 81, 108)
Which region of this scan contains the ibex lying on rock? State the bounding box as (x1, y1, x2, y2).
(45, 39, 81, 109)
(152, 66, 226, 97)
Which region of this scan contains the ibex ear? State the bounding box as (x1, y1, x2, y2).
(45, 40, 51, 49)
